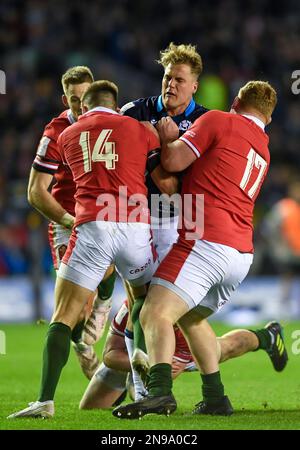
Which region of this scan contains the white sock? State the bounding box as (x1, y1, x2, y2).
(132, 369, 148, 401)
(125, 334, 134, 361)
(125, 333, 147, 400)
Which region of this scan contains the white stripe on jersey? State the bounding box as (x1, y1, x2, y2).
(34, 157, 59, 170)
(120, 102, 135, 115)
(179, 136, 201, 158)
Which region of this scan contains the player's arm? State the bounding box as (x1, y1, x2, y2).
(160, 140, 197, 173)
(158, 111, 222, 172)
(157, 117, 197, 172)
(102, 330, 130, 372)
(142, 121, 179, 195)
(27, 167, 74, 229)
(151, 165, 179, 195)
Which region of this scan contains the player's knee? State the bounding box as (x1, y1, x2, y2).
(139, 300, 162, 331)
(102, 352, 111, 369)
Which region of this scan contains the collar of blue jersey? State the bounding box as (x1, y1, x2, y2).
(156, 95, 196, 118)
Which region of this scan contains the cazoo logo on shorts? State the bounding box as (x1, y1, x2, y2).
(130, 259, 151, 274)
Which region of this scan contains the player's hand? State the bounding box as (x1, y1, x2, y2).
(60, 212, 75, 229)
(156, 117, 179, 143)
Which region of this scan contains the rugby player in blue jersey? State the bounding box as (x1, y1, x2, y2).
(120, 43, 209, 398)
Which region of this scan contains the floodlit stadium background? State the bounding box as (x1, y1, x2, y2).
(1, 0, 300, 324)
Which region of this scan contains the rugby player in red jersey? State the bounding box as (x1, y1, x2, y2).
(27, 67, 115, 380)
(8, 80, 160, 419)
(113, 80, 287, 419)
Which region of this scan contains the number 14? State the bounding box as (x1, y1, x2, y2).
(240, 148, 267, 198)
(79, 129, 119, 172)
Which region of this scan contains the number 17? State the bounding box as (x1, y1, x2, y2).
(240, 148, 267, 198)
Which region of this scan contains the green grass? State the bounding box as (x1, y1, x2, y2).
(1, 322, 300, 430)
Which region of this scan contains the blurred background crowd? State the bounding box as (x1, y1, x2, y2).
(0, 0, 300, 279)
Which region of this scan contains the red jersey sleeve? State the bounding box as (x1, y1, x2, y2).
(32, 114, 70, 174)
(56, 131, 67, 166)
(179, 110, 226, 158)
(32, 133, 60, 174)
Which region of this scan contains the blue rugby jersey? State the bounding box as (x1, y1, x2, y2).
(121, 95, 208, 217)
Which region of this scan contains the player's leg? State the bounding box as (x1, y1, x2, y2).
(112, 240, 251, 419)
(178, 310, 233, 415)
(116, 223, 158, 357)
(218, 328, 258, 362)
(48, 222, 99, 379)
(49, 222, 87, 344)
(79, 363, 127, 409)
(7, 222, 113, 418)
(83, 264, 116, 345)
(125, 283, 150, 399)
(114, 222, 158, 401)
(112, 284, 187, 419)
(180, 246, 252, 415)
(7, 277, 94, 419)
(38, 277, 94, 403)
(122, 281, 135, 366)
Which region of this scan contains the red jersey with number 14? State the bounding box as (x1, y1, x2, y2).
(57, 107, 160, 226)
(179, 110, 270, 252)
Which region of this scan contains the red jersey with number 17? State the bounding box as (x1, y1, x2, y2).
(179, 110, 270, 252)
(57, 107, 160, 226)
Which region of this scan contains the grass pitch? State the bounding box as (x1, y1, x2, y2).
(1, 322, 300, 430)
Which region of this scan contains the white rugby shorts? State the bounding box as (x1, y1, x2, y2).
(151, 215, 179, 262)
(58, 221, 158, 291)
(94, 363, 127, 391)
(152, 238, 253, 314)
(48, 222, 71, 270)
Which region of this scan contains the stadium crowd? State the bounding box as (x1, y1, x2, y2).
(0, 0, 300, 275)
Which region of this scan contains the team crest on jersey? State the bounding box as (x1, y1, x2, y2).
(178, 120, 192, 131)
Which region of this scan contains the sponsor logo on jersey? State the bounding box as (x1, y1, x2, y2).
(218, 299, 227, 309)
(129, 258, 151, 274)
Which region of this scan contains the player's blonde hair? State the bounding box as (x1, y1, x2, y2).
(157, 42, 203, 79)
(81, 80, 118, 109)
(238, 81, 277, 119)
(61, 66, 94, 95)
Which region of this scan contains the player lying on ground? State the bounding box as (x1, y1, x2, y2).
(80, 300, 287, 409)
